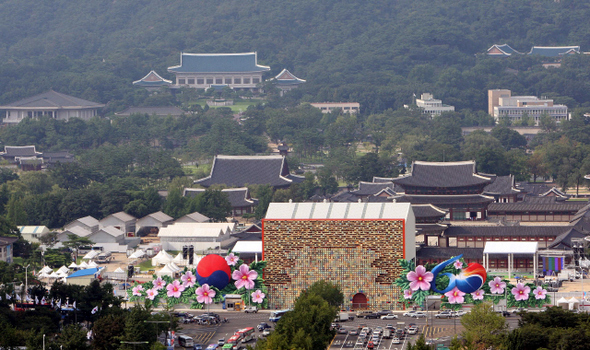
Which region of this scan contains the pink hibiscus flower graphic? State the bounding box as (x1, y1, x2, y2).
(153, 277, 166, 290)
(251, 290, 265, 304)
(132, 285, 144, 296)
(146, 288, 158, 300)
(166, 280, 185, 298)
(407, 265, 434, 291)
(453, 260, 463, 269)
(181, 271, 196, 288)
(511, 283, 531, 301)
(445, 287, 466, 304)
(232, 264, 258, 290)
(403, 289, 413, 299)
(489, 277, 507, 294)
(533, 286, 547, 300)
(471, 289, 484, 301)
(225, 253, 239, 266)
(196, 284, 216, 304)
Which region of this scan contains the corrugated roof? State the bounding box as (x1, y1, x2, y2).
(115, 106, 184, 117)
(158, 222, 234, 237)
(484, 241, 538, 254)
(67, 267, 101, 278)
(265, 202, 412, 220)
(168, 52, 270, 73)
(393, 161, 492, 188)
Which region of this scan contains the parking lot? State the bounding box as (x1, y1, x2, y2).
(169, 310, 523, 350)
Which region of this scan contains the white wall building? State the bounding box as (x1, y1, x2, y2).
(309, 102, 360, 114)
(158, 222, 236, 251)
(415, 93, 455, 117)
(488, 89, 569, 125)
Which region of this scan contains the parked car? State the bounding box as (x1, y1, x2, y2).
(411, 312, 427, 318)
(262, 329, 272, 337)
(348, 329, 359, 336)
(364, 313, 380, 319)
(392, 337, 400, 344)
(512, 307, 529, 314)
(217, 339, 225, 346)
(407, 327, 419, 335)
(378, 309, 393, 316)
(194, 345, 203, 350)
(367, 341, 375, 349)
(381, 313, 398, 320)
(257, 322, 271, 331)
(454, 310, 467, 317)
(496, 310, 511, 317)
(386, 324, 394, 330)
(338, 327, 348, 334)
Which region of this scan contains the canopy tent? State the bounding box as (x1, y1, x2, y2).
(38, 272, 49, 278)
(172, 253, 185, 265)
(82, 250, 99, 260)
(78, 261, 89, 268)
(87, 261, 98, 268)
(114, 267, 125, 273)
(151, 250, 173, 266)
(128, 249, 145, 259)
(48, 271, 59, 278)
(57, 266, 69, 274)
(156, 264, 177, 277)
(569, 297, 580, 310)
(39, 266, 52, 274)
(55, 270, 68, 278)
(483, 242, 538, 279)
(557, 297, 569, 309)
(169, 262, 181, 271)
(68, 262, 79, 269)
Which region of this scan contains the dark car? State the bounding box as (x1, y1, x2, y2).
(378, 310, 392, 316)
(364, 313, 380, 319)
(194, 345, 203, 350)
(257, 322, 272, 331)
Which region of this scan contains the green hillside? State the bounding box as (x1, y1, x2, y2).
(1, 0, 590, 113)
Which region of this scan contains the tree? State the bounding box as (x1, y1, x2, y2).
(300, 280, 344, 308)
(250, 184, 274, 220)
(459, 302, 507, 349)
(55, 324, 90, 350)
(92, 314, 127, 350)
(491, 126, 527, 150)
(406, 334, 432, 350)
(162, 188, 186, 219)
(197, 189, 232, 222)
(63, 234, 94, 260)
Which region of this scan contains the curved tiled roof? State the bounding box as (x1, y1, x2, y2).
(392, 161, 492, 188)
(411, 204, 447, 219)
(488, 197, 586, 213)
(484, 175, 520, 195)
(168, 52, 270, 73)
(352, 181, 394, 196)
(417, 247, 484, 260)
(393, 194, 494, 208)
(194, 155, 302, 188)
(444, 225, 568, 237)
(0, 90, 104, 109)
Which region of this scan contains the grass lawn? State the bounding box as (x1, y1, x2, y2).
(138, 259, 154, 271)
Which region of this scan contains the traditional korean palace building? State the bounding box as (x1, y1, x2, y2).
(269, 69, 306, 96)
(263, 202, 415, 310)
(168, 52, 270, 92)
(391, 161, 495, 221)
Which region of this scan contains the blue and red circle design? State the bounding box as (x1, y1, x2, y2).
(196, 254, 231, 290)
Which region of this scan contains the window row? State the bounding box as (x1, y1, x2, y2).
(178, 77, 260, 85)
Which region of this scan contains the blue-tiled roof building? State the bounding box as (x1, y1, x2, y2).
(168, 52, 270, 91)
(133, 70, 172, 91)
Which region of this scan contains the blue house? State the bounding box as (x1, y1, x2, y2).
(167, 52, 270, 92)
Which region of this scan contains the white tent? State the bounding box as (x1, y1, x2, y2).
(58, 266, 69, 274)
(82, 250, 99, 259)
(557, 297, 569, 309)
(68, 262, 79, 269)
(87, 261, 98, 268)
(151, 250, 173, 266)
(114, 267, 125, 273)
(78, 261, 89, 268)
(569, 297, 580, 310)
(48, 271, 59, 279)
(128, 250, 145, 259)
(39, 266, 52, 274)
(172, 253, 185, 265)
(169, 262, 181, 271)
(55, 270, 68, 278)
(156, 264, 176, 277)
(38, 272, 49, 278)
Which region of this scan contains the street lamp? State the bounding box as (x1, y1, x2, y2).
(25, 264, 30, 300)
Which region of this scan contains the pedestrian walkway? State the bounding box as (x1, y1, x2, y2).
(193, 331, 216, 345)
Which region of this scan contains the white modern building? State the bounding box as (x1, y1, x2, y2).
(414, 93, 455, 117)
(488, 89, 569, 125)
(309, 102, 360, 114)
(157, 222, 236, 251)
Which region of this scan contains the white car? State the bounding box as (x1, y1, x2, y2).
(381, 314, 398, 320)
(392, 337, 400, 344)
(407, 326, 418, 335)
(403, 311, 419, 317)
(411, 312, 427, 318)
(454, 310, 467, 317)
(244, 306, 258, 313)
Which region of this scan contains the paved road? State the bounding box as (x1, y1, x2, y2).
(170, 310, 522, 349)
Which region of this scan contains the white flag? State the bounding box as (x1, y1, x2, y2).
(73, 301, 76, 309)
(35, 296, 39, 304)
(6, 294, 11, 300)
(86, 330, 92, 340)
(41, 297, 46, 304)
(91, 306, 99, 314)
(26, 295, 32, 302)
(57, 299, 61, 308)
(16, 294, 21, 301)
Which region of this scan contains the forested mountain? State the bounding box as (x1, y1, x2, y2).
(2, 0, 590, 114)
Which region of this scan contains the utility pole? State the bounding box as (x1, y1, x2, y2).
(25, 264, 30, 300)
